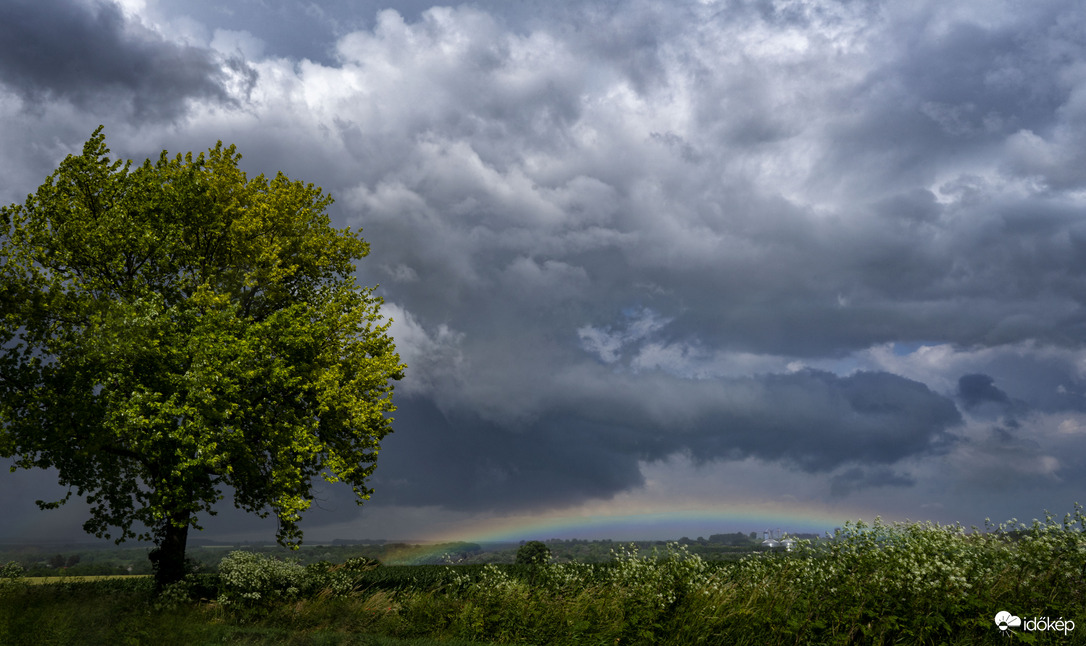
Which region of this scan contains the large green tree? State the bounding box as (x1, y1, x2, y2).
(0, 128, 404, 588)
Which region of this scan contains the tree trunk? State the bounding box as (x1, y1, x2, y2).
(150, 509, 190, 591)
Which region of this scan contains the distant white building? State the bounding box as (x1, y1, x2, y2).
(761, 528, 794, 551)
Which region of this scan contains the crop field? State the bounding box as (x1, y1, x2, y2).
(24, 575, 152, 585)
(2, 510, 1085, 645)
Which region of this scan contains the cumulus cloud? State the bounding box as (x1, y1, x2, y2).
(382, 302, 465, 398)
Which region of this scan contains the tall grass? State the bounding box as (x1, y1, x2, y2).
(0, 577, 492, 645)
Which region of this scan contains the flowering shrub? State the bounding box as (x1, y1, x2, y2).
(680, 506, 1086, 645)
(216, 551, 311, 606)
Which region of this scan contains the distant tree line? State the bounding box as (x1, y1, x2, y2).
(1, 531, 820, 575)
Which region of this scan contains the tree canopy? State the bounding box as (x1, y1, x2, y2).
(515, 541, 552, 566)
(0, 128, 404, 587)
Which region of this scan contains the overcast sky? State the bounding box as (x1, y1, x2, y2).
(3, 0, 1086, 544)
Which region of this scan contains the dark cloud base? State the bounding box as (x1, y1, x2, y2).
(0, 0, 250, 121)
(375, 369, 961, 511)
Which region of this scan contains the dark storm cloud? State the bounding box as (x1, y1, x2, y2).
(829, 466, 916, 498)
(724, 370, 962, 470)
(372, 370, 960, 510)
(958, 374, 1010, 409)
(370, 397, 645, 510)
(0, 0, 250, 120)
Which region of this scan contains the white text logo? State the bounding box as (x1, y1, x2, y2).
(995, 611, 1075, 636)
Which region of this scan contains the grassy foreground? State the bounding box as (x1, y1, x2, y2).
(0, 578, 496, 646)
(2, 509, 1085, 645)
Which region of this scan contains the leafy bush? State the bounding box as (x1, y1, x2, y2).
(0, 561, 25, 590)
(306, 555, 381, 596)
(515, 541, 552, 566)
(0, 561, 24, 580)
(216, 550, 312, 606)
(431, 544, 709, 643)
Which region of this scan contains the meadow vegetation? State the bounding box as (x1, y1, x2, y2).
(1, 508, 1084, 645)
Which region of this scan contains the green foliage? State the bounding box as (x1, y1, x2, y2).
(514, 541, 551, 566)
(0, 127, 405, 586)
(0, 561, 23, 578)
(218, 551, 396, 607)
(679, 508, 1086, 645)
(217, 550, 314, 606)
(152, 574, 202, 611)
(0, 577, 492, 646)
(0, 561, 25, 589)
(307, 555, 383, 596)
(359, 564, 486, 591)
(395, 510, 1086, 645)
(4, 509, 1085, 644)
(432, 543, 712, 644)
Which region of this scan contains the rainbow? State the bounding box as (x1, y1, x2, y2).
(387, 501, 885, 557)
(453, 510, 832, 543)
(376, 503, 874, 564)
